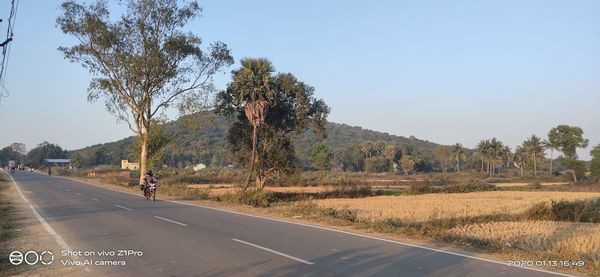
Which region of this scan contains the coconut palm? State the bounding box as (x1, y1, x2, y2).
(451, 143, 466, 173)
(523, 135, 545, 176)
(513, 146, 527, 177)
(543, 138, 559, 176)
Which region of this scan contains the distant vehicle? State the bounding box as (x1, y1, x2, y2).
(8, 160, 16, 173)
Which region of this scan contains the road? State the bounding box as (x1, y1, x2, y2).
(8, 172, 575, 277)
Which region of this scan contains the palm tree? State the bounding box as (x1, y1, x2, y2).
(488, 138, 505, 177)
(514, 146, 527, 177)
(543, 138, 559, 176)
(231, 58, 275, 188)
(451, 143, 466, 173)
(477, 140, 490, 174)
(523, 135, 545, 176)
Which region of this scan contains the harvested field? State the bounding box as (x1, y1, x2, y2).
(315, 191, 600, 223)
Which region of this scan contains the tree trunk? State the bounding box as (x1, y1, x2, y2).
(571, 169, 577, 182)
(244, 125, 258, 189)
(549, 149, 554, 176)
(520, 166, 523, 177)
(533, 154, 537, 177)
(138, 132, 148, 185)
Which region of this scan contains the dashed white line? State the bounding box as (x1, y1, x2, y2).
(91, 198, 100, 201)
(114, 204, 133, 211)
(232, 238, 313, 265)
(76, 192, 82, 196)
(154, 216, 188, 226)
(65, 189, 71, 192)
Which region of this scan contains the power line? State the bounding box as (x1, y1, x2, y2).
(0, 0, 20, 99)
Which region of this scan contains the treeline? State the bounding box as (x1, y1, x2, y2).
(0, 142, 68, 168)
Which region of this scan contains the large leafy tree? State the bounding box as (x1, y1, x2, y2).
(547, 125, 588, 182)
(26, 142, 69, 168)
(433, 145, 452, 174)
(0, 143, 26, 166)
(57, 0, 233, 183)
(522, 135, 545, 176)
(216, 58, 329, 188)
(310, 143, 333, 171)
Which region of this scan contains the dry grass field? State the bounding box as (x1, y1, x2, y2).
(188, 185, 337, 196)
(494, 182, 569, 187)
(449, 221, 600, 269)
(315, 191, 600, 223)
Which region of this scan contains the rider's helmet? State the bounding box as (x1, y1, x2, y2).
(146, 170, 153, 177)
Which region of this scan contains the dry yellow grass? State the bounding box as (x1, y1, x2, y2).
(315, 191, 600, 223)
(449, 221, 600, 266)
(190, 186, 336, 196)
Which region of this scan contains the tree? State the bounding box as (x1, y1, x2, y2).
(400, 155, 416, 176)
(381, 143, 400, 172)
(57, 0, 233, 183)
(543, 137, 560, 176)
(477, 138, 505, 177)
(547, 125, 589, 182)
(365, 156, 390, 173)
(590, 144, 600, 186)
(310, 143, 333, 171)
(130, 118, 171, 172)
(0, 145, 26, 166)
(451, 143, 465, 173)
(216, 58, 329, 188)
(336, 144, 365, 172)
(522, 135, 544, 176)
(433, 145, 452, 174)
(26, 142, 69, 168)
(513, 146, 527, 177)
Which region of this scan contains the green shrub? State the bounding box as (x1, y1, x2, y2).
(529, 181, 542, 189)
(551, 200, 587, 222)
(441, 183, 497, 193)
(221, 188, 276, 207)
(581, 199, 600, 223)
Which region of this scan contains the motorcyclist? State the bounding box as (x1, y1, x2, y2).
(141, 170, 157, 196)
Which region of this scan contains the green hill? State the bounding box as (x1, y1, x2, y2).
(69, 111, 441, 169)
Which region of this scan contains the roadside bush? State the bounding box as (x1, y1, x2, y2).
(220, 188, 276, 208)
(581, 199, 600, 222)
(320, 207, 357, 223)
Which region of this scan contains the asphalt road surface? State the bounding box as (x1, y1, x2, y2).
(8, 172, 577, 277)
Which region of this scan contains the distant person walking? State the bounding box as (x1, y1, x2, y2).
(48, 167, 52, 175)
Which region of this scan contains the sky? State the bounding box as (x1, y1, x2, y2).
(0, 0, 598, 159)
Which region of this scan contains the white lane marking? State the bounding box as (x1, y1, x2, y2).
(154, 216, 188, 227)
(76, 192, 82, 196)
(114, 204, 133, 211)
(49, 173, 574, 277)
(7, 172, 72, 251)
(232, 238, 313, 265)
(91, 198, 100, 201)
(65, 189, 71, 192)
(24, 191, 33, 194)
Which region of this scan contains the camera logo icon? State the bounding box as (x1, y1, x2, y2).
(9, 251, 23, 265)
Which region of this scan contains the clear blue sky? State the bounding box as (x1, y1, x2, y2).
(0, 0, 598, 159)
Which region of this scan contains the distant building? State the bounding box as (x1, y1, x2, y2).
(121, 160, 140, 170)
(44, 159, 71, 168)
